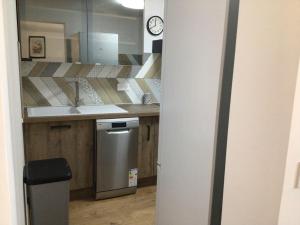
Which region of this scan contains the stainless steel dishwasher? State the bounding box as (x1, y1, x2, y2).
(96, 118, 139, 200)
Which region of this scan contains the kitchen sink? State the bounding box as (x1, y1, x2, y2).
(76, 105, 127, 115)
(26, 105, 128, 117)
(27, 106, 80, 117)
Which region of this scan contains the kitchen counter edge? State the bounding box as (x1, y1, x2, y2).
(23, 104, 160, 123)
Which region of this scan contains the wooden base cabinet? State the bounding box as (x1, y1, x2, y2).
(23, 116, 160, 191)
(138, 116, 159, 184)
(23, 120, 94, 191)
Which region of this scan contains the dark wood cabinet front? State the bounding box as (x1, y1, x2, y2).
(23, 120, 94, 191)
(23, 115, 160, 191)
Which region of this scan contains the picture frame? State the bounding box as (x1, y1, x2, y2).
(29, 36, 46, 58)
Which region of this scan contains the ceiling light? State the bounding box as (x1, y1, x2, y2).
(117, 0, 144, 10)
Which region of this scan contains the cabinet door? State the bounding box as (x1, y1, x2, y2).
(24, 120, 94, 191)
(138, 117, 159, 179)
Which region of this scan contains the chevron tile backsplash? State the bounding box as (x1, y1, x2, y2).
(21, 54, 161, 78)
(21, 54, 161, 107)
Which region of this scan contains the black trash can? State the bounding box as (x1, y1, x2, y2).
(24, 158, 72, 225)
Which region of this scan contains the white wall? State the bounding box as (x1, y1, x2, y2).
(156, 0, 229, 224)
(278, 6, 300, 225)
(0, 0, 25, 225)
(143, 0, 164, 53)
(221, 0, 300, 225)
(278, 59, 300, 225)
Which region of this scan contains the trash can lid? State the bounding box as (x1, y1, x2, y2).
(24, 158, 72, 185)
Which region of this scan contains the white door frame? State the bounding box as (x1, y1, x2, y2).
(0, 0, 25, 225)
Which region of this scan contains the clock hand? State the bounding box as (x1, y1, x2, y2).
(149, 24, 156, 29)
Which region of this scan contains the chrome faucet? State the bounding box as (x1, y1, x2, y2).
(68, 80, 81, 107)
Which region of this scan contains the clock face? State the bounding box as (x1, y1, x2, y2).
(147, 16, 164, 36)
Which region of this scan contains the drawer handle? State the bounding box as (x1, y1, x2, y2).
(107, 129, 130, 135)
(147, 125, 151, 141)
(50, 125, 72, 130)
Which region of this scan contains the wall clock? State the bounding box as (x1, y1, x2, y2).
(147, 16, 164, 36)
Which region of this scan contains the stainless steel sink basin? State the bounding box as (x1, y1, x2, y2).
(26, 105, 128, 117)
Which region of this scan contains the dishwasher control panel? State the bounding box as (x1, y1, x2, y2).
(96, 117, 139, 130)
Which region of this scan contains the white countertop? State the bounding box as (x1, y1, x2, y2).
(26, 105, 128, 118)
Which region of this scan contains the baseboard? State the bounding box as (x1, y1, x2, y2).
(138, 176, 157, 187)
(70, 188, 94, 201)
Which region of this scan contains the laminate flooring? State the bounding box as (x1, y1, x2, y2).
(70, 186, 156, 225)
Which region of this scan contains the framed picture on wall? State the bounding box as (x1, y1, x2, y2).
(29, 36, 46, 58)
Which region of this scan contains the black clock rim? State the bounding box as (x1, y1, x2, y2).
(147, 16, 164, 36)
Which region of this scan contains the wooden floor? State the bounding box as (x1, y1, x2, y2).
(69, 186, 156, 225)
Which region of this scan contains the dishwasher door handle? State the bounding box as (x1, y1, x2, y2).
(106, 129, 130, 135)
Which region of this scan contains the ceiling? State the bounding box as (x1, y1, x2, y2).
(25, 0, 143, 17)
